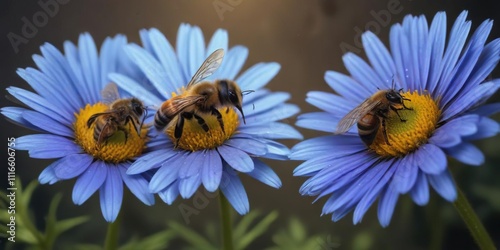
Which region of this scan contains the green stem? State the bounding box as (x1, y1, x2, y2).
(453, 186, 496, 250)
(104, 213, 121, 250)
(219, 192, 234, 250)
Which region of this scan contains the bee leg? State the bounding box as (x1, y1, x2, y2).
(193, 113, 209, 133)
(174, 113, 187, 148)
(381, 118, 391, 146)
(391, 106, 407, 122)
(211, 107, 224, 134)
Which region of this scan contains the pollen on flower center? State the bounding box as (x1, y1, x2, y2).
(369, 91, 440, 158)
(166, 107, 239, 152)
(74, 103, 148, 163)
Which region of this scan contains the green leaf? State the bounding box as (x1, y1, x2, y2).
(54, 216, 89, 235)
(289, 217, 306, 241)
(73, 244, 103, 250)
(233, 210, 261, 240)
(237, 210, 278, 250)
(119, 230, 177, 250)
(168, 221, 217, 250)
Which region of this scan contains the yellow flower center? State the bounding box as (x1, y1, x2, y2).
(369, 91, 440, 158)
(73, 103, 148, 163)
(165, 92, 239, 151)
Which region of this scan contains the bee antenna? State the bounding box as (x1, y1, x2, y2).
(241, 90, 255, 96)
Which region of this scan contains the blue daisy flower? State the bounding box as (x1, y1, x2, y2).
(110, 24, 302, 214)
(1, 33, 155, 222)
(291, 11, 500, 227)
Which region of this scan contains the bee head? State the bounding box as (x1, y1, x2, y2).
(130, 98, 145, 116)
(217, 80, 246, 123)
(386, 89, 403, 104)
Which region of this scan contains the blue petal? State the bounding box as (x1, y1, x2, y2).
(255, 138, 290, 160)
(245, 104, 299, 124)
(472, 103, 500, 116)
(220, 167, 249, 215)
(179, 152, 206, 199)
(216, 46, 248, 80)
(16, 134, 82, 159)
(39, 166, 60, 185)
(64, 40, 92, 102)
(217, 145, 254, 172)
(434, 11, 471, 98)
(296, 112, 338, 133)
(377, 186, 399, 227)
(246, 159, 281, 188)
(291, 136, 365, 164)
(429, 115, 479, 148)
(362, 31, 397, 86)
(128, 149, 178, 174)
(224, 137, 267, 157)
(149, 152, 187, 193)
(205, 29, 229, 81)
(145, 28, 185, 91)
(53, 154, 93, 180)
(323, 157, 392, 213)
(17, 67, 79, 115)
(186, 26, 205, 79)
(390, 154, 418, 194)
(294, 155, 338, 177)
(410, 171, 429, 206)
(99, 35, 124, 86)
(306, 91, 354, 114)
(343, 52, 384, 91)
(179, 152, 204, 179)
(7, 87, 70, 125)
(428, 171, 457, 202)
(202, 150, 223, 192)
(124, 44, 170, 99)
(237, 62, 280, 90)
(1, 107, 40, 131)
(414, 144, 447, 175)
(176, 23, 192, 81)
(158, 182, 179, 205)
(109, 73, 163, 107)
(78, 33, 101, 103)
(441, 19, 493, 106)
(119, 165, 155, 206)
(444, 142, 485, 166)
(239, 122, 303, 140)
(23, 110, 73, 137)
(179, 173, 202, 199)
(353, 160, 397, 224)
(442, 80, 500, 121)
(425, 12, 446, 92)
(324, 71, 369, 103)
(242, 92, 290, 115)
(467, 38, 500, 92)
(464, 116, 500, 140)
(389, 24, 412, 90)
(72, 160, 107, 205)
(99, 166, 124, 222)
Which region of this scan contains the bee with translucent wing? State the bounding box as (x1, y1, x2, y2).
(154, 49, 248, 147)
(87, 83, 147, 147)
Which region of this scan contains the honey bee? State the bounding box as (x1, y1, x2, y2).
(154, 49, 248, 146)
(87, 83, 147, 147)
(335, 88, 412, 146)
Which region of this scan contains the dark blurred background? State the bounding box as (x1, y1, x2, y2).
(1, 0, 500, 249)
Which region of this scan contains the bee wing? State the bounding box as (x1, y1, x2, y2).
(101, 83, 121, 104)
(334, 99, 381, 134)
(186, 49, 225, 88)
(163, 95, 206, 117)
